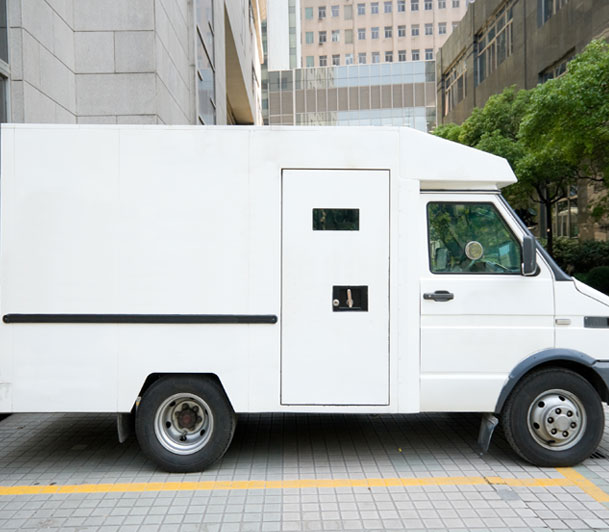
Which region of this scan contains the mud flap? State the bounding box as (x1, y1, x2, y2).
(477, 413, 499, 455)
(117, 412, 134, 443)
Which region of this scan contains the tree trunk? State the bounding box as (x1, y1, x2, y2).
(545, 198, 553, 256)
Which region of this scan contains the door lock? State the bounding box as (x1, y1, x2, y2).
(332, 286, 368, 311)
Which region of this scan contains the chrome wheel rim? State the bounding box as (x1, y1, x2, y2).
(154, 393, 214, 455)
(527, 388, 586, 451)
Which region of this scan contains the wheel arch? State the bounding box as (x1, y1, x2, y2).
(494, 349, 609, 414)
(136, 373, 233, 409)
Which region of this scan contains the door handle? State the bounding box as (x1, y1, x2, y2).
(423, 290, 454, 302)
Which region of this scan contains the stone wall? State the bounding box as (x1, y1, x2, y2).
(7, 0, 195, 124)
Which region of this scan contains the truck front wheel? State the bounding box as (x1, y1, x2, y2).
(502, 368, 604, 467)
(135, 376, 236, 472)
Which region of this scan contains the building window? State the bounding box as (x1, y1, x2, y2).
(398, 49, 406, 61)
(320, 55, 327, 66)
(412, 0, 419, 10)
(439, 22, 447, 34)
(306, 55, 314, 67)
(372, 51, 380, 63)
(444, 54, 467, 115)
(306, 31, 314, 44)
(398, 25, 406, 37)
(358, 28, 366, 39)
(332, 29, 340, 42)
(371, 2, 379, 13)
(425, 48, 433, 60)
(539, 0, 569, 26)
(412, 49, 420, 60)
(345, 29, 353, 43)
(319, 31, 327, 44)
(385, 26, 392, 38)
(305, 7, 313, 19)
(196, 0, 216, 125)
(452, 0, 459, 6)
(385, 51, 393, 62)
(425, 0, 432, 9)
(476, 0, 515, 86)
(398, 0, 406, 11)
(412, 24, 419, 36)
(438, 0, 446, 7)
(357, 3, 365, 14)
(345, 53, 354, 65)
(358, 52, 367, 64)
(332, 54, 340, 65)
(371, 26, 379, 39)
(344, 4, 353, 19)
(384, 1, 392, 13)
(331, 5, 339, 16)
(425, 23, 433, 35)
(318, 6, 326, 18)
(539, 51, 573, 83)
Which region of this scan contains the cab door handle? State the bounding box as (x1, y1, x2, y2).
(423, 290, 454, 302)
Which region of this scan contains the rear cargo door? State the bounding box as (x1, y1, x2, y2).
(281, 169, 389, 405)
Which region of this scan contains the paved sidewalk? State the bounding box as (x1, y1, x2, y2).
(1, 410, 609, 531)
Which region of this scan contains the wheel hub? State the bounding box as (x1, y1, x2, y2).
(528, 389, 586, 451)
(154, 394, 214, 455)
(176, 404, 202, 430)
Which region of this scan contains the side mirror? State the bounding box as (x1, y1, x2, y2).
(522, 235, 537, 276)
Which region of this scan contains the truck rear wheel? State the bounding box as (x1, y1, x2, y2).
(135, 376, 236, 472)
(502, 368, 604, 467)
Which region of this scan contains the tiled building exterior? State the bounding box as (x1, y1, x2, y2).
(300, 0, 467, 68)
(1, 0, 265, 126)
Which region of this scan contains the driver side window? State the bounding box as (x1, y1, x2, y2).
(427, 202, 521, 274)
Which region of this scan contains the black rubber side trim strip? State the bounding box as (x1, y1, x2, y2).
(2, 314, 278, 324)
(584, 316, 609, 328)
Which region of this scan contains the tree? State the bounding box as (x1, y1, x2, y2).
(433, 86, 573, 254)
(519, 40, 609, 220)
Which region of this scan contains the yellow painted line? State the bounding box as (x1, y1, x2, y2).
(486, 476, 571, 487)
(557, 467, 609, 503)
(0, 474, 579, 496)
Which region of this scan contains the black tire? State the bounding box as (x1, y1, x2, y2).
(502, 368, 604, 467)
(135, 376, 236, 472)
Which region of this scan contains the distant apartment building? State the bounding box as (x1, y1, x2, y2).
(436, 0, 609, 240)
(0, 0, 266, 125)
(300, 0, 467, 68)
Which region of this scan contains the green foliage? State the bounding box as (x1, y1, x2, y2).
(551, 237, 609, 274)
(432, 123, 462, 142)
(431, 41, 609, 254)
(586, 266, 609, 295)
(520, 39, 609, 213)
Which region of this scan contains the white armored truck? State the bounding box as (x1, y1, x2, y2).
(0, 124, 608, 472)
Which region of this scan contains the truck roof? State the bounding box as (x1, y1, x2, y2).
(1, 124, 517, 190)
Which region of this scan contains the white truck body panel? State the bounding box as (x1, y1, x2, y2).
(0, 124, 607, 419)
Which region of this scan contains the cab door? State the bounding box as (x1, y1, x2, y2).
(281, 169, 390, 405)
(419, 194, 555, 412)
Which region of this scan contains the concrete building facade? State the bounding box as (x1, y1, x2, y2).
(1, 0, 265, 126)
(437, 0, 609, 125)
(300, 0, 467, 68)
